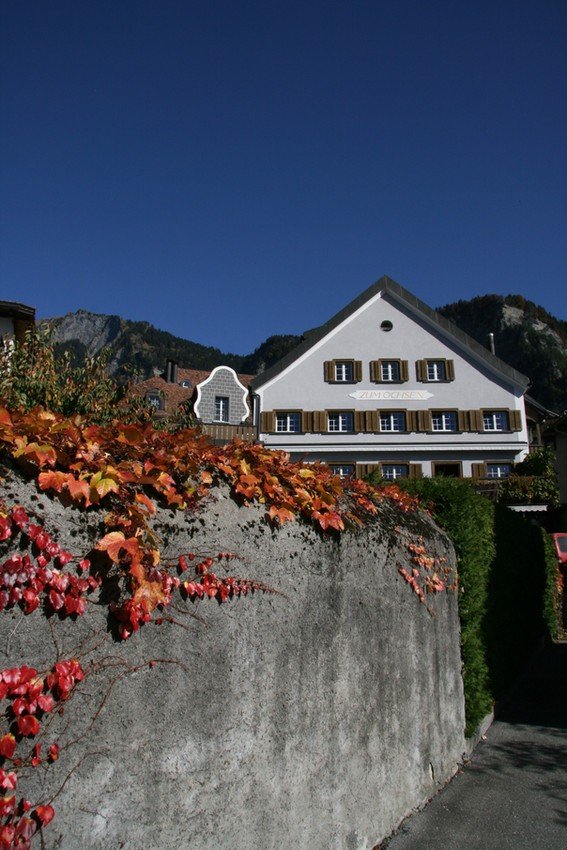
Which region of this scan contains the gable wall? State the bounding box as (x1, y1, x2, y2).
(195, 366, 250, 425)
(257, 290, 528, 472)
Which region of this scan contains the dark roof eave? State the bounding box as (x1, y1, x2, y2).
(251, 275, 530, 392)
(0, 301, 36, 320)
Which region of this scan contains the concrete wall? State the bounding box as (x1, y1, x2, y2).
(1, 475, 466, 850)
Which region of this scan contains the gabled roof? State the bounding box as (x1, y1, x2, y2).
(177, 367, 256, 389)
(251, 275, 530, 392)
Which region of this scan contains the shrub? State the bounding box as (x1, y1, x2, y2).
(499, 447, 560, 507)
(366, 473, 558, 735)
(0, 328, 127, 422)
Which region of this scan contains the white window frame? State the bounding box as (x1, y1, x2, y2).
(380, 411, 406, 433)
(214, 396, 230, 423)
(334, 361, 354, 382)
(486, 463, 512, 479)
(427, 360, 446, 382)
(483, 411, 509, 432)
(380, 360, 400, 382)
(381, 464, 409, 480)
(328, 412, 354, 432)
(329, 463, 355, 478)
(431, 411, 457, 432)
(275, 412, 301, 433)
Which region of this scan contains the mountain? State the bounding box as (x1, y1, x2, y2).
(45, 310, 305, 378)
(46, 310, 244, 377)
(437, 295, 567, 413)
(45, 295, 567, 413)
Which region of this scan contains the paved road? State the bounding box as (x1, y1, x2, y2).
(381, 641, 567, 850)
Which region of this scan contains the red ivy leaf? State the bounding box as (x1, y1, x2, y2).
(16, 715, 40, 737)
(34, 804, 55, 826)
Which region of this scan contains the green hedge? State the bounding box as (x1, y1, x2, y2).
(367, 474, 558, 735)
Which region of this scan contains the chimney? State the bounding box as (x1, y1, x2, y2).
(165, 359, 179, 383)
(488, 333, 496, 355)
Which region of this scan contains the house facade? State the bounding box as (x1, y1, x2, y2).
(251, 276, 530, 481)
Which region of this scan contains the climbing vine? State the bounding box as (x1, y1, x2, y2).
(0, 405, 450, 847)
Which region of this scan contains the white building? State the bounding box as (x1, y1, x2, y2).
(251, 276, 529, 481)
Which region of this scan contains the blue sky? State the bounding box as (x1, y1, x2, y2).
(1, 0, 566, 354)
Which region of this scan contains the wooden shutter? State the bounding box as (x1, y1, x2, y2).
(471, 462, 487, 479)
(260, 411, 275, 432)
(406, 410, 418, 432)
(417, 410, 432, 431)
(409, 463, 423, 479)
(302, 411, 313, 432)
(323, 361, 334, 382)
(357, 463, 379, 479)
(400, 360, 409, 382)
(457, 410, 470, 432)
(354, 411, 366, 433)
(367, 410, 380, 432)
(354, 361, 363, 382)
(467, 410, 484, 431)
(445, 360, 455, 381)
(312, 411, 327, 432)
(369, 360, 378, 382)
(416, 360, 427, 381)
(509, 410, 522, 431)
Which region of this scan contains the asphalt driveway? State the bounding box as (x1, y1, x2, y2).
(380, 641, 567, 850)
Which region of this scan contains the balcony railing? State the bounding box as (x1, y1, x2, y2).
(472, 474, 558, 507)
(200, 423, 257, 444)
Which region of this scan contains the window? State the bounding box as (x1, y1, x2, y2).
(483, 411, 509, 432)
(417, 359, 454, 382)
(431, 411, 457, 432)
(433, 463, 461, 478)
(381, 464, 408, 480)
(324, 359, 362, 383)
(275, 412, 301, 433)
(427, 360, 446, 381)
(179, 380, 192, 388)
(146, 392, 164, 411)
(214, 396, 229, 422)
(380, 320, 393, 332)
(329, 464, 355, 478)
(328, 412, 354, 432)
(486, 463, 512, 479)
(334, 361, 353, 382)
(380, 360, 400, 382)
(380, 411, 406, 432)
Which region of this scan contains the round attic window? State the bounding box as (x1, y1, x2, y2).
(179, 380, 192, 388)
(380, 320, 393, 332)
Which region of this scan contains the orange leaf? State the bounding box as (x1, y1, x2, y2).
(134, 493, 156, 514)
(132, 579, 168, 611)
(117, 425, 145, 445)
(67, 476, 91, 504)
(97, 532, 140, 563)
(268, 505, 296, 525)
(37, 470, 70, 493)
(14, 442, 57, 467)
(0, 408, 13, 426)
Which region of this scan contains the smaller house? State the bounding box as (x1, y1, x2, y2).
(0, 301, 35, 346)
(132, 359, 256, 443)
